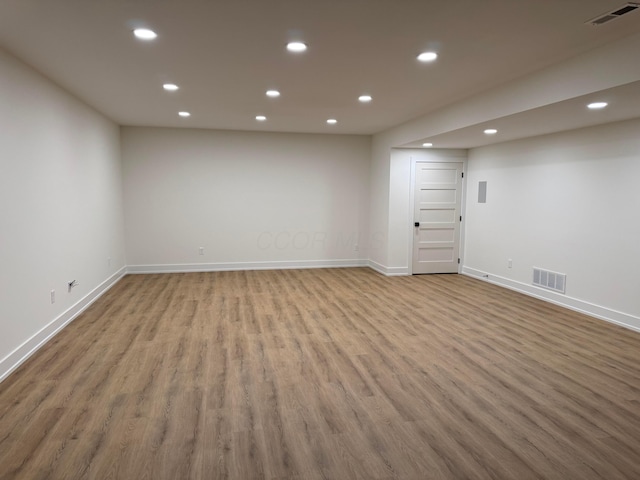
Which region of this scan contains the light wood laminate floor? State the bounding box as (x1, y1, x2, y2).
(1, 268, 640, 479)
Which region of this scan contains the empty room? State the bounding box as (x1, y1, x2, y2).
(1, 1, 640, 479)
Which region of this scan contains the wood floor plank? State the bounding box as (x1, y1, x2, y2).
(2, 268, 640, 479)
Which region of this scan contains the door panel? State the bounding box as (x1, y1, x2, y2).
(418, 247, 455, 262)
(412, 162, 463, 274)
(419, 208, 457, 223)
(417, 228, 455, 243)
(418, 189, 457, 203)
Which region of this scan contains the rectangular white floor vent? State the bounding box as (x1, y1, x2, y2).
(532, 267, 566, 294)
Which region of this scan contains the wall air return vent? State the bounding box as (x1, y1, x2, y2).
(586, 3, 639, 25)
(532, 267, 566, 294)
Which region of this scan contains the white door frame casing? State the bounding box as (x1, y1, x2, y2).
(408, 150, 468, 275)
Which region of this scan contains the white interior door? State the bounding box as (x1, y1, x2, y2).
(412, 162, 463, 274)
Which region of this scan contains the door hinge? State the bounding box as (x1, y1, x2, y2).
(461, 172, 464, 178)
(458, 258, 460, 264)
(460, 216, 462, 222)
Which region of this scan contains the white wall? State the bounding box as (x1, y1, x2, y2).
(372, 31, 640, 274)
(367, 137, 391, 271)
(121, 127, 371, 270)
(464, 118, 640, 328)
(0, 48, 126, 379)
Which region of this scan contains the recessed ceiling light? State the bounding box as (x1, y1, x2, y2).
(484, 128, 498, 135)
(422, 143, 433, 147)
(178, 111, 190, 117)
(327, 119, 337, 125)
(417, 51, 438, 62)
(163, 83, 179, 91)
(133, 28, 157, 40)
(359, 95, 372, 103)
(256, 115, 267, 121)
(266, 90, 280, 98)
(286, 42, 307, 53)
(587, 101, 608, 109)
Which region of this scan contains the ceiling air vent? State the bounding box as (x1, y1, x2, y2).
(586, 3, 640, 25)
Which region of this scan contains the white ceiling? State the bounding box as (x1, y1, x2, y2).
(400, 80, 640, 149)
(1, 0, 640, 141)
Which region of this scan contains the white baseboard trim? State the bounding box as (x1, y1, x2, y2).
(367, 260, 409, 276)
(127, 259, 369, 274)
(0, 267, 127, 383)
(462, 266, 640, 333)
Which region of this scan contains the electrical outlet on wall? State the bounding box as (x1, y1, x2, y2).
(108, 257, 112, 267)
(508, 258, 513, 269)
(50, 290, 55, 304)
(199, 247, 204, 255)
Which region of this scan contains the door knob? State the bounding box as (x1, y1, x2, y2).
(414, 222, 420, 227)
